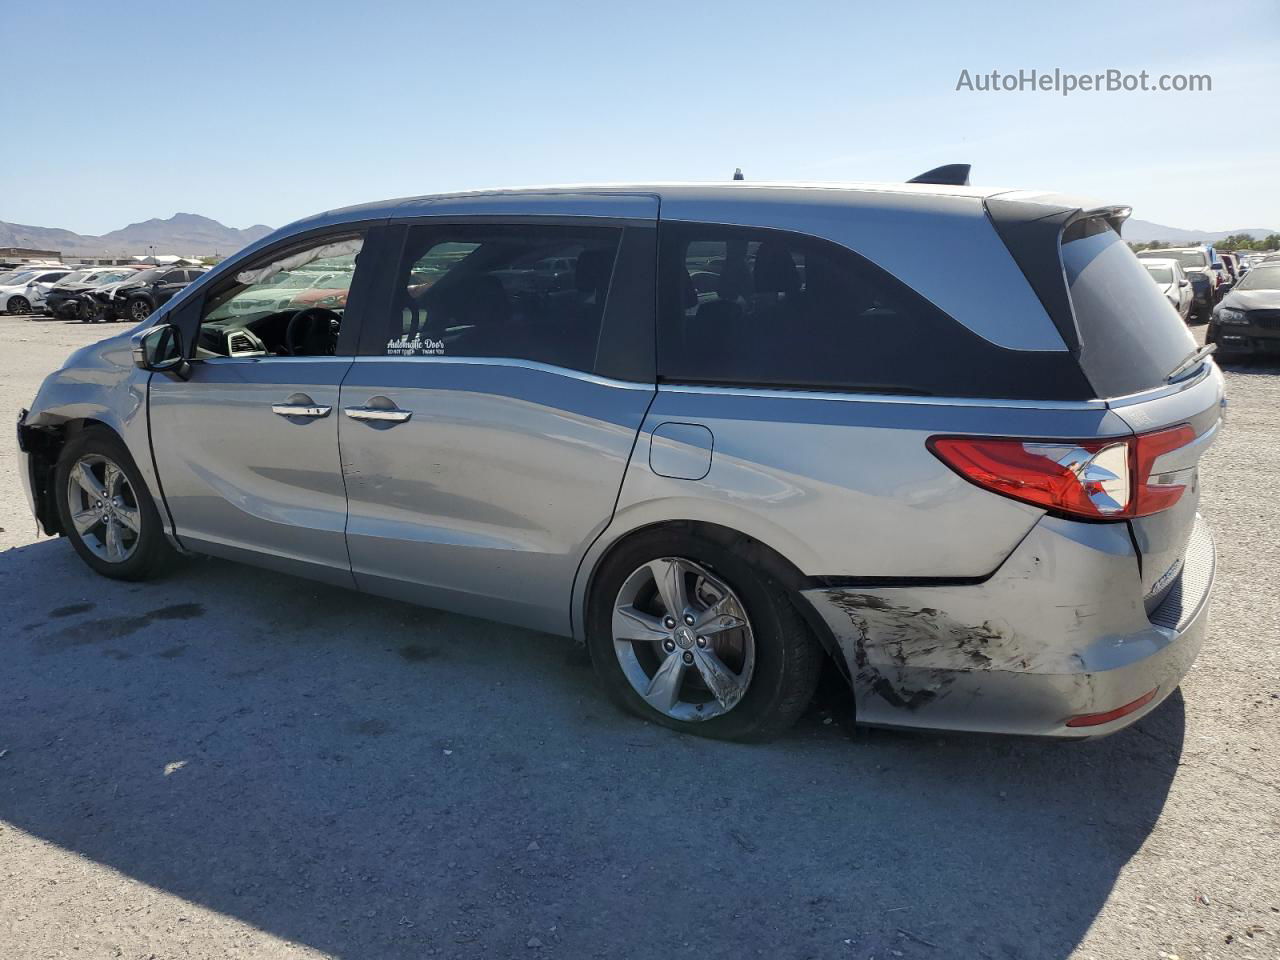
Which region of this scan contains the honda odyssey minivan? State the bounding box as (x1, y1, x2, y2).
(17, 178, 1222, 741)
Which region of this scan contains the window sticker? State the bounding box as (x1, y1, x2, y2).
(387, 333, 445, 357)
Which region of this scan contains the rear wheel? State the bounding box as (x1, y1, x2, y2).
(587, 529, 822, 742)
(7, 295, 31, 315)
(54, 428, 175, 581)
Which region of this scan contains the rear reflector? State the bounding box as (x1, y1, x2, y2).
(928, 424, 1196, 521)
(1065, 688, 1159, 728)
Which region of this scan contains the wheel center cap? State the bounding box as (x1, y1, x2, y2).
(673, 626, 696, 650)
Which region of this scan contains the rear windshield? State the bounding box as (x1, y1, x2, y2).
(1062, 218, 1197, 397)
(1143, 264, 1174, 283)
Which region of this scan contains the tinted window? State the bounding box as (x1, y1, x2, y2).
(657, 223, 1092, 399)
(386, 223, 621, 373)
(1063, 218, 1196, 397)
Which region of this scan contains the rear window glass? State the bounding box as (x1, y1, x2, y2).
(1063, 219, 1197, 397)
(657, 223, 1092, 399)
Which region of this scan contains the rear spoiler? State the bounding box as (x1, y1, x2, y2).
(984, 198, 1134, 355)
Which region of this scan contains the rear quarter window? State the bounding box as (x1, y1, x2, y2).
(657, 222, 1092, 400)
(1062, 219, 1197, 397)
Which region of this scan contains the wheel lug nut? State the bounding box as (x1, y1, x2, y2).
(682, 651, 694, 664)
(683, 613, 695, 626)
(696, 636, 707, 648)
(663, 639, 675, 652)
(663, 616, 676, 629)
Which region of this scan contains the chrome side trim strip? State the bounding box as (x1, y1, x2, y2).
(655, 382, 1109, 411)
(352, 355, 655, 391)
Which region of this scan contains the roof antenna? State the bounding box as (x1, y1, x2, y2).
(732, 167, 744, 181)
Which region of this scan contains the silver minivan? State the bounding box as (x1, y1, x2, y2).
(17, 180, 1222, 741)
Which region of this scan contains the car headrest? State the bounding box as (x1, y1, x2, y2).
(575, 248, 614, 293)
(753, 242, 800, 296)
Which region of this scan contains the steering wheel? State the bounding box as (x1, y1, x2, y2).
(285, 307, 341, 356)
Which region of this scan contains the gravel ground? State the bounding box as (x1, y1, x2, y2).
(0, 314, 1277, 960)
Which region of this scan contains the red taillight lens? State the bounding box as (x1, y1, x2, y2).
(928, 424, 1196, 521)
(1131, 424, 1196, 517)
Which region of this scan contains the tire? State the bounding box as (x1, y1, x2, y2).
(586, 528, 823, 742)
(7, 295, 31, 315)
(127, 297, 153, 323)
(54, 427, 175, 581)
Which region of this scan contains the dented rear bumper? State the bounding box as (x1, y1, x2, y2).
(802, 514, 1214, 738)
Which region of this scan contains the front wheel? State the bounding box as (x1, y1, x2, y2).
(54, 428, 175, 581)
(7, 295, 31, 315)
(587, 529, 823, 742)
(127, 297, 153, 323)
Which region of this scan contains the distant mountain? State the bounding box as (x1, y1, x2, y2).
(1124, 220, 1278, 245)
(0, 213, 274, 257)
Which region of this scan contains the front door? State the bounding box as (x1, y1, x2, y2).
(339, 216, 658, 635)
(148, 231, 369, 586)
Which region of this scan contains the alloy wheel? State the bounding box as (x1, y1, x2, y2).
(8, 296, 30, 315)
(130, 299, 151, 322)
(65, 454, 141, 563)
(611, 557, 755, 722)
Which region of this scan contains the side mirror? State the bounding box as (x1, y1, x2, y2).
(1180, 279, 1191, 288)
(131, 323, 190, 379)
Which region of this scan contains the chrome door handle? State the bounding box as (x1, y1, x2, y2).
(343, 406, 413, 423)
(272, 403, 331, 418)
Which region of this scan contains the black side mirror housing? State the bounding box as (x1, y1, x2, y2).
(132, 323, 190, 379)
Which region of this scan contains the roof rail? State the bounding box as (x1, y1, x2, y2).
(907, 163, 971, 186)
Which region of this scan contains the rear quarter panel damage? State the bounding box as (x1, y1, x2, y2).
(800, 515, 1174, 732)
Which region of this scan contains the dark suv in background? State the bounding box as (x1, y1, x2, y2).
(101, 267, 208, 322)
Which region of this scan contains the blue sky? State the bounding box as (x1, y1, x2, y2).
(5, 0, 1277, 234)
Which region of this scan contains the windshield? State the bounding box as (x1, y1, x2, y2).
(1143, 265, 1174, 284)
(2, 271, 36, 286)
(127, 268, 166, 283)
(54, 271, 89, 286)
(1236, 265, 1280, 292)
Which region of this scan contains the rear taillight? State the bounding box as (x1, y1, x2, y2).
(928, 424, 1196, 521)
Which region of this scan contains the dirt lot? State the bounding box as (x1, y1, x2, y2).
(0, 314, 1277, 960)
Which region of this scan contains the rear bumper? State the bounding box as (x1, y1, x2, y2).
(802, 514, 1214, 738)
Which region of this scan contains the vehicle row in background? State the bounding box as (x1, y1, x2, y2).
(0, 262, 209, 322)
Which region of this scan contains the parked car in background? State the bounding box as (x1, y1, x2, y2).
(1207, 246, 1232, 299)
(1142, 257, 1194, 321)
(45, 268, 143, 320)
(18, 180, 1221, 742)
(1137, 247, 1215, 319)
(0, 267, 72, 314)
(1219, 252, 1241, 284)
(102, 266, 207, 322)
(1207, 261, 1280, 360)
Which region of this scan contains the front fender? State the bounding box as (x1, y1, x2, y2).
(23, 331, 169, 536)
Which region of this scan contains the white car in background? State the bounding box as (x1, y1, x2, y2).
(1141, 258, 1194, 321)
(0, 267, 73, 315)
